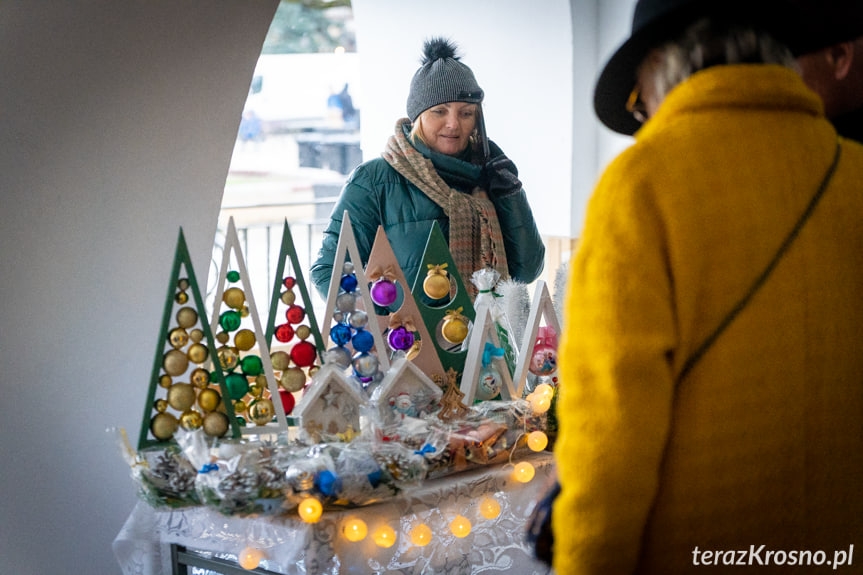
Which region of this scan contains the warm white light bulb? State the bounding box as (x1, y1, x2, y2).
(238, 546, 266, 570)
(527, 430, 549, 452)
(513, 461, 536, 483)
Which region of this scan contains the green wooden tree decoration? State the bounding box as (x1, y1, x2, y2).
(410, 221, 476, 387)
(265, 219, 325, 420)
(139, 228, 240, 451)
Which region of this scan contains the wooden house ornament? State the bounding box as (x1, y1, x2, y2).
(294, 364, 367, 443)
(371, 356, 443, 425)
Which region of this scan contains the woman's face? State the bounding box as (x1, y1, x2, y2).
(418, 102, 477, 155)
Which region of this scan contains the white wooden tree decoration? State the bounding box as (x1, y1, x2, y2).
(294, 364, 367, 443)
(209, 217, 289, 435)
(459, 298, 517, 404)
(320, 211, 390, 374)
(513, 280, 562, 397)
(364, 226, 446, 383)
(371, 356, 443, 425)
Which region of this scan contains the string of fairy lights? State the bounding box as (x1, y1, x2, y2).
(235, 383, 555, 570)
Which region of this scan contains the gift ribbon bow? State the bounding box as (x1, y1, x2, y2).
(199, 463, 219, 474)
(445, 307, 465, 320)
(482, 342, 505, 367)
(388, 312, 416, 332)
(427, 263, 448, 276)
(415, 443, 436, 456)
(537, 326, 558, 348)
(368, 265, 397, 282)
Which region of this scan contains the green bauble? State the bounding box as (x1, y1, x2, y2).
(219, 310, 242, 332)
(225, 373, 249, 400)
(240, 355, 264, 376)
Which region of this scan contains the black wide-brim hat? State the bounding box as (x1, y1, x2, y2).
(594, 0, 789, 135)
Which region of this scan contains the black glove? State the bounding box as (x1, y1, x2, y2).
(482, 154, 522, 197)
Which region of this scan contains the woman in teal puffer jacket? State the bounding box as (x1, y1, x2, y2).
(310, 37, 545, 299)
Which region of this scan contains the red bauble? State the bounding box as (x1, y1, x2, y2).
(286, 304, 306, 324)
(279, 389, 296, 414)
(290, 340, 317, 368)
(275, 323, 295, 343)
(283, 276, 296, 289)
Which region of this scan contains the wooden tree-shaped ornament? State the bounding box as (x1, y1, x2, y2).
(265, 219, 325, 419)
(139, 228, 240, 450)
(364, 226, 446, 383)
(209, 217, 288, 435)
(319, 211, 390, 375)
(513, 280, 562, 397)
(459, 298, 517, 404)
(410, 221, 476, 387)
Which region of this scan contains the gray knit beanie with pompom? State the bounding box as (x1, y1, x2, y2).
(406, 37, 484, 122)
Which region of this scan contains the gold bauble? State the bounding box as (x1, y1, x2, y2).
(176, 307, 198, 329)
(240, 305, 250, 318)
(271, 350, 291, 371)
(216, 331, 230, 344)
(280, 290, 296, 306)
(223, 287, 246, 310)
(202, 411, 229, 437)
(174, 291, 189, 304)
(159, 374, 173, 388)
(154, 398, 168, 413)
(190, 368, 210, 388)
(168, 327, 189, 349)
(249, 399, 274, 426)
(234, 329, 256, 351)
(248, 383, 264, 398)
(280, 367, 306, 392)
(233, 400, 248, 413)
(150, 412, 178, 441)
(423, 273, 451, 300)
(177, 278, 190, 291)
(179, 409, 203, 430)
(406, 339, 422, 361)
(197, 388, 221, 412)
(441, 317, 468, 344)
(296, 325, 311, 341)
(308, 366, 319, 378)
(163, 349, 189, 376)
(187, 342, 209, 365)
(255, 374, 268, 388)
(217, 346, 239, 371)
(189, 328, 204, 343)
(167, 382, 196, 411)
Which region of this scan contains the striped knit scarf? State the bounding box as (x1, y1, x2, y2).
(383, 118, 508, 298)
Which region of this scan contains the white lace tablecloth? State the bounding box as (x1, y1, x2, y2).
(113, 452, 554, 575)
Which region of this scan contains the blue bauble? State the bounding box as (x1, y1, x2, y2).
(352, 328, 374, 353)
(339, 273, 358, 293)
(330, 323, 352, 346)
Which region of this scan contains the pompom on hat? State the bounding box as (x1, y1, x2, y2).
(406, 37, 484, 122)
(594, 0, 794, 135)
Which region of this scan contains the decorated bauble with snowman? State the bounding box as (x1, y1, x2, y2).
(476, 366, 502, 400)
(388, 392, 417, 417)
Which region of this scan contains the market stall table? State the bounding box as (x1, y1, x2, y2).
(114, 452, 554, 575)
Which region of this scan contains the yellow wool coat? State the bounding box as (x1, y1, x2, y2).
(553, 65, 863, 574)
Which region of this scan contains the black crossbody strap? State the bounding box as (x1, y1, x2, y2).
(677, 140, 842, 384)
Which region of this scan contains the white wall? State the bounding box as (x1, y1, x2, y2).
(351, 0, 575, 238)
(0, 1, 278, 573)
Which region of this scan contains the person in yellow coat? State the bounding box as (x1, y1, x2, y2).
(553, 0, 863, 573)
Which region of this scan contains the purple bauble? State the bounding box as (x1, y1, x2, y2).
(387, 326, 415, 351)
(370, 277, 398, 306)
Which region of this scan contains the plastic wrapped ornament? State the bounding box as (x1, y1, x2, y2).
(476, 366, 502, 401)
(529, 341, 558, 376)
(370, 277, 398, 307)
(352, 352, 379, 379)
(351, 329, 374, 353)
(330, 323, 352, 346)
(423, 263, 450, 300)
(387, 326, 415, 352)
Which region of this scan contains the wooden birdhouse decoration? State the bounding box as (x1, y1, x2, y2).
(293, 364, 368, 444)
(371, 356, 443, 425)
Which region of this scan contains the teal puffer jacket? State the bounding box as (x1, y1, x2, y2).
(310, 137, 545, 298)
